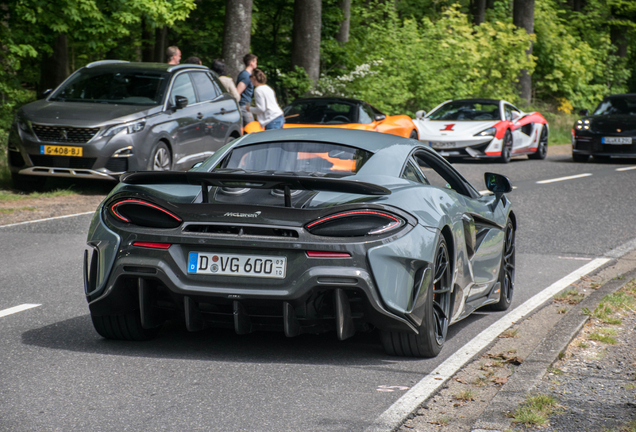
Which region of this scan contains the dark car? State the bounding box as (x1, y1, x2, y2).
(84, 128, 515, 358)
(572, 94, 636, 162)
(8, 60, 242, 190)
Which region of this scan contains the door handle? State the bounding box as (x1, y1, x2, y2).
(219, 108, 226, 115)
(197, 113, 204, 119)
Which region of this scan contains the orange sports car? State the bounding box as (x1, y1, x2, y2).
(244, 97, 418, 139)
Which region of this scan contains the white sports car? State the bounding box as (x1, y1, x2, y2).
(413, 99, 549, 163)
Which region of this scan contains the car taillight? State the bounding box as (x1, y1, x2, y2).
(109, 199, 182, 228)
(306, 210, 404, 237)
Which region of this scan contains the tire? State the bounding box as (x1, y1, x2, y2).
(11, 172, 47, 192)
(528, 125, 548, 160)
(488, 218, 515, 311)
(381, 237, 452, 358)
(409, 129, 418, 140)
(572, 153, 589, 163)
(499, 130, 512, 163)
(91, 311, 160, 341)
(148, 142, 171, 171)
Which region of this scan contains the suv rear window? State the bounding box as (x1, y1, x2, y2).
(50, 69, 169, 105)
(221, 141, 372, 176)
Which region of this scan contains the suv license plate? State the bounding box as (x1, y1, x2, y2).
(40, 145, 83, 157)
(188, 252, 286, 279)
(602, 137, 632, 145)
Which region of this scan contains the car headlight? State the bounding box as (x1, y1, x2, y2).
(306, 210, 405, 237)
(14, 113, 32, 132)
(474, 127, 496, 137)
(575, 119, 590, 130)
(103, 119, 146, 137)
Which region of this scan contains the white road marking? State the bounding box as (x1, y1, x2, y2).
(558, 256, 593, 261)
(0, 304, 41, 318)
(364, 257, 611, 432)
(536, 173, 592, 184)
(0, 211, 94, 228)
(616, 166, 636, 172)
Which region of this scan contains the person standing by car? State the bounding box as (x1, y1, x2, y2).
(249, 68, 284, 130)
(211, 59, 240, 103)
(236, 53, 257, 125)
(166, 46, 181, 65)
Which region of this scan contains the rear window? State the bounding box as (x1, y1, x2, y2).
(593, 97, 636, 116)
(50, 68, 169, 105)
(221, 141, 372, 176)
(283, 101, 356, 124)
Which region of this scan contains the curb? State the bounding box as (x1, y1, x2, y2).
(471, 266, 636, 431)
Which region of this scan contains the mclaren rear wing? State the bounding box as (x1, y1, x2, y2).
(120, 171, 391, 207)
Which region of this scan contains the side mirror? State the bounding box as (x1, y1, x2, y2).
(578, 109, 589, 116)
(415, 110, 426, 120)
(485, 172, 512, 207)
(41, 89, 53, 99)
(485, 172, 512, 194)
(174, 95, 188, 109)
(374, 113, 386, 122)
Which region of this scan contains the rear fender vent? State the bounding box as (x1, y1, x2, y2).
(184, 224, 299, 238)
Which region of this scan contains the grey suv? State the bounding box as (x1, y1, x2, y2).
(8, 60, 242, 190)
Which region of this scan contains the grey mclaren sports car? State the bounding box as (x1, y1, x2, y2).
(84, 128, 516, 357)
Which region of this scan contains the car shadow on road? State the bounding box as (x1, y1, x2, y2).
(21, 312, 489, 366)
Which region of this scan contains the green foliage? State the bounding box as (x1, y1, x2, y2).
(276, 66, 312, 105)
(313, 3, 533, 116)
(533, 0, 630, 111)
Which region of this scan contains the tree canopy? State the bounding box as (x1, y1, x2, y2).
(1, 0, 634, 129)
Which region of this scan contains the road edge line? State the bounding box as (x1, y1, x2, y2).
(0, 211, 94, 228)
(0, 303, 41, 318)
(363, 257, 610, 432)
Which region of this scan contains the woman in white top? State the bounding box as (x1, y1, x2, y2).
(249, 69, 285, 130)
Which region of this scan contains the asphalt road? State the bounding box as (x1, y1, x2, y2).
(1, 150, 635, 432)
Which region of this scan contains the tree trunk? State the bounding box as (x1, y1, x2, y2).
(471, 0, 487, 25)
(142, 19, 155, 62)
(336, 0, 351, 44)
(40, 33, 69, 93)
(611, 27, 628, 58)
(567, 0, 586, 12)
(154, 27, 167, 63)
(513, 0, 535, 104)
(222, 0, 253, 81)
(291, 0, 322, 85)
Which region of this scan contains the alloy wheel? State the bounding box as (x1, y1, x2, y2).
(153, 147, 171, 171)
(501, 223, 515, 304)
(432, 241, 452, 345)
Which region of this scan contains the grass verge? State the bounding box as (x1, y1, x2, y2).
(510, 394, 561, 427)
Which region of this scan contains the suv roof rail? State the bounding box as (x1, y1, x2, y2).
(86, 60, 130, 68)
(167, 64, 209, 73)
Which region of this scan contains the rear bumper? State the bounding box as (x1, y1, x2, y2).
(573, 136, 636, 157)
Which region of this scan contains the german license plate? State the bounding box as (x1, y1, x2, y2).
(40, 145, 83, 157)
(430, 141, 456, 148)
(187, 252, 286, 279)
(602, 137, 632, 145)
